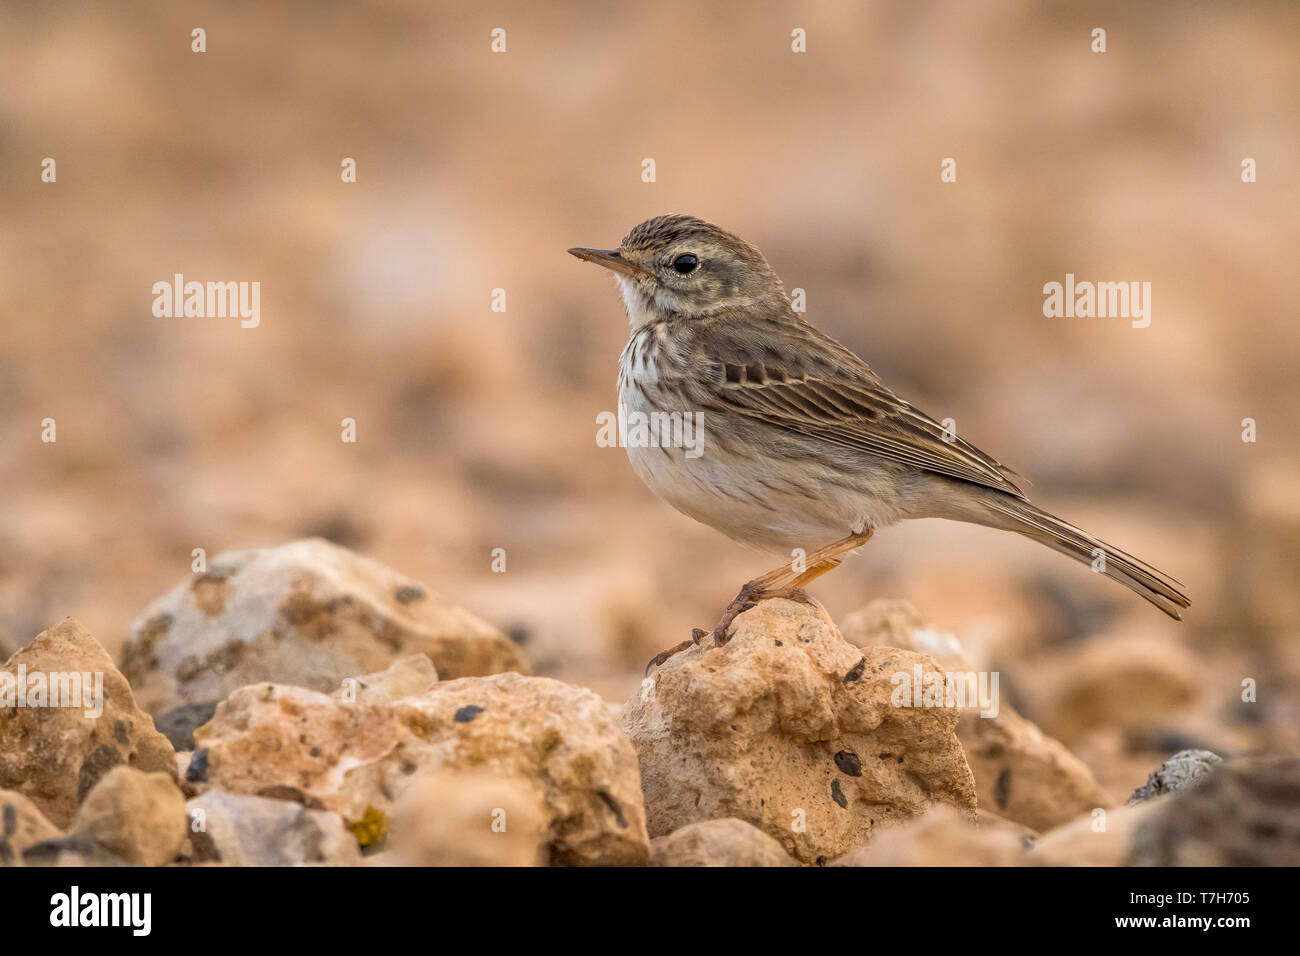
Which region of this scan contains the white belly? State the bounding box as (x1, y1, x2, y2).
(617, 380, 901, 555)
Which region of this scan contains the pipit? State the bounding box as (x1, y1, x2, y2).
(569, 215, 1190, 670)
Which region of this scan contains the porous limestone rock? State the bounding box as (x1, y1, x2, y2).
(120, 538, 527, 713)
(192, 672, 649, 865)
(650, 818, 796, 867)
(845, 597, 1112, 832)
(622, 599, 977, 864)
(0, 619, 176, 829)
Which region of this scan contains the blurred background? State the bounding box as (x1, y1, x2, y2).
(1, 1, 1296, 797)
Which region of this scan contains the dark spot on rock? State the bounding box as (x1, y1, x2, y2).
(815, 855, 827, 867)
(77, 745, 122, 802)
(897, 756, 904, 764)
(2, 803, 15, 836)
(831, 779, 848, 809)
(120, 613, 173, 676)
(394, 585, 425, 605)
(994, 767, 1012, 810)
(774, 640, 784, 647)
(834, 750, 863, 777)
(192, 572, 233, 617)
(505, 624, 530, 646)
(309, 747, 322, 758)
(402, 762, 417, 775)
(454, 705, 485, 723)
(175, 655, 202, 682)
(155, 700, 219, 751)
(596, 790, 628, 829)
(878, 752, 894, 760)
(186, 748, 210, 783)
(112, 719, 130, 745)
(843, 657, 867, 682)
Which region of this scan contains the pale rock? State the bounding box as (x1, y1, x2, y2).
(186, 791, 361, 866)
(650, 818, 796, 867)
(71, 766, 188, 866)
(836, 804, 1033, 866)
(387, 769, 545, 866)
(192, 672, 649, 865)
(0, 790, 63, 866)
(1032, 800, 1167, 865)
(335, 654, 438, 705)
(121, 538, 527, 713)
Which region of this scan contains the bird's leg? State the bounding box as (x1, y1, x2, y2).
(644, 627, 709, 675)
(709, 528, 875, 646)
(643, 528, 874, 672)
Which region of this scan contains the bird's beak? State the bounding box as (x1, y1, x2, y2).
(567, 247, 646, 277)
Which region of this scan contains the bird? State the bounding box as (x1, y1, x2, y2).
(568, 214, 1189, 670)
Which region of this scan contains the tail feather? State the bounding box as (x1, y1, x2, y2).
(972, 495, 1190, 620)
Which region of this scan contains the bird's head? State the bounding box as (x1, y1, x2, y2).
(569, 214, 789, 326)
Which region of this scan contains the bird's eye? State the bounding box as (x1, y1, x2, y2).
(671, 253, 699, 275)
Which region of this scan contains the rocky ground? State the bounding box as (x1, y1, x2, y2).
(1, 538, 1294, 867)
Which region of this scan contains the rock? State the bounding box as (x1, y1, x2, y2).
(622, 599, 977, 864)
(1127, 749, 1223, 804)
(387, 769, 545, 866)
(846, 596, 1113, 832)
(193, 672, 649, 865)
(1032, 800, 1167, 866)
(71, 766, 188, 866)
(0, 790, 63, 866)
(22, 834, 130, 867)
(0, 619, 177, 828)
(335, 654, 437, 705)
(959, 708, 1113, 832)
(836, 805, 1033, 866)
(121, 538, 528, 713)
(1130, 756, 1300, 865)
(841, 599, 970, 669)
(185, 791, 361, 866)
(650, 819, 796, 867)
(154, 700, 219, 751)
(1028, 636, 1201, 743)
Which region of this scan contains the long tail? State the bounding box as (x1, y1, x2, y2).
(947, 491, 1191, 620)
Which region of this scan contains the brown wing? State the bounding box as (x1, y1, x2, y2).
(682, 315, 1029, 499)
